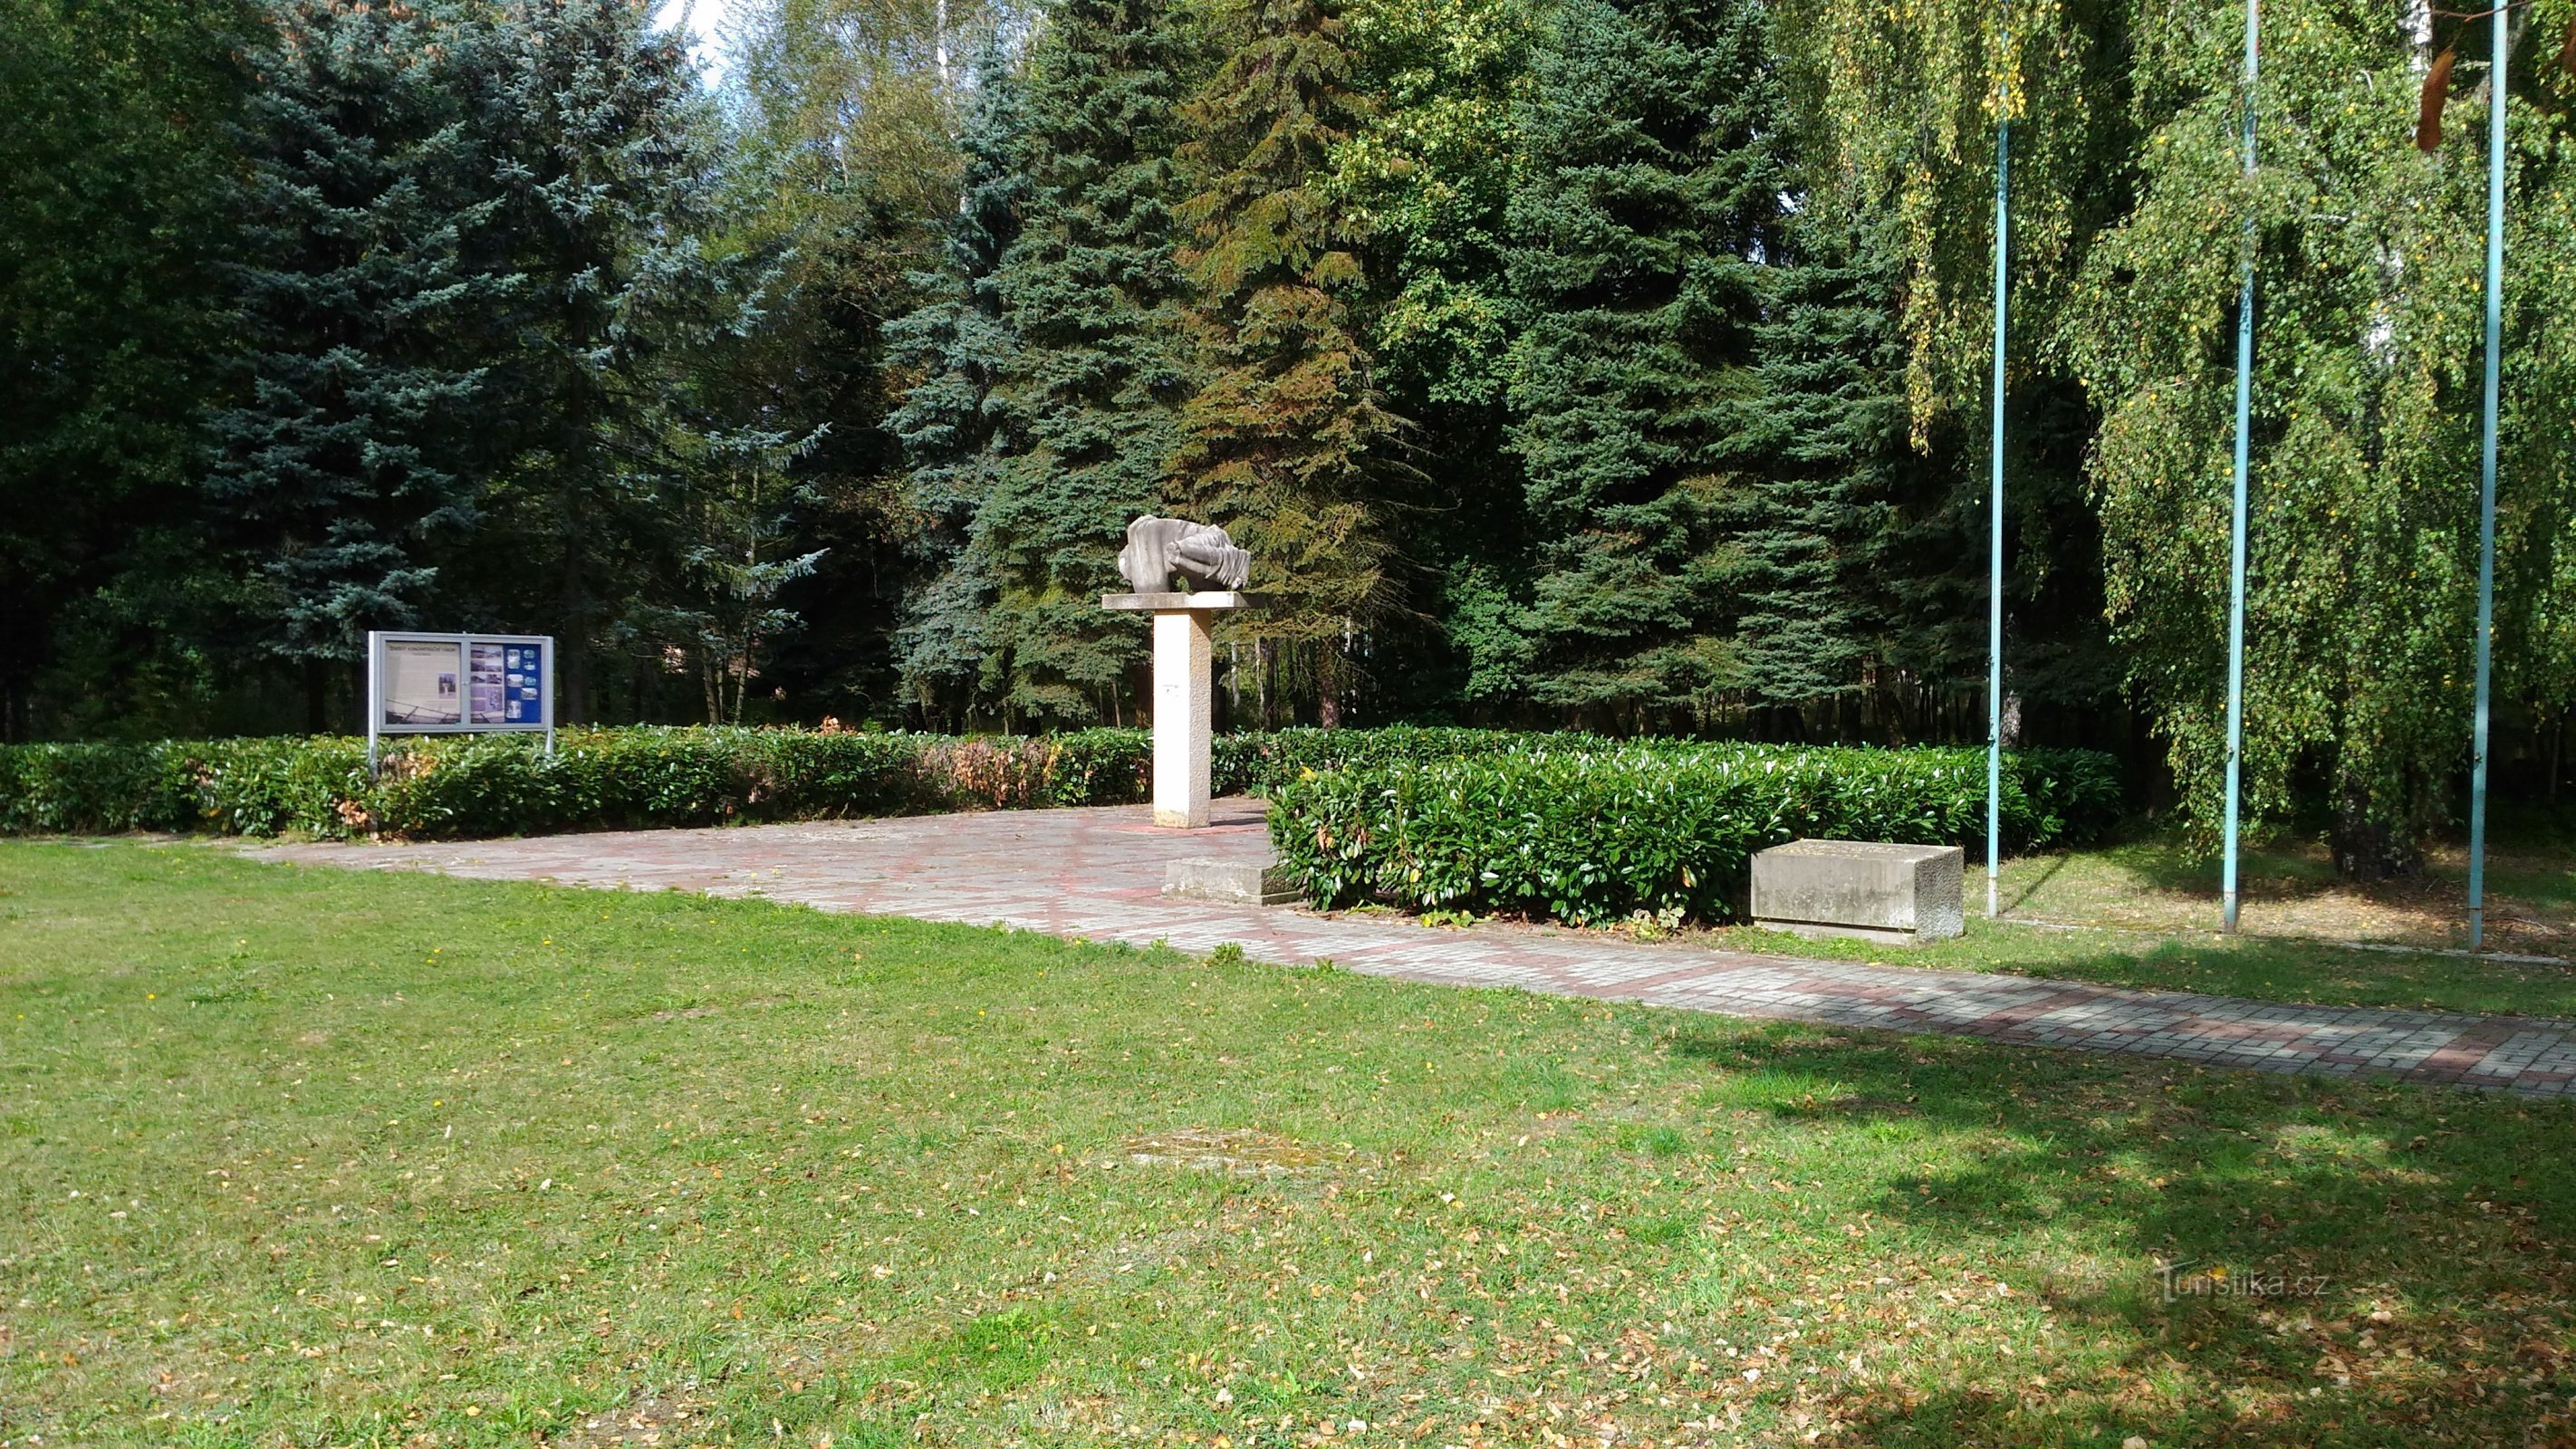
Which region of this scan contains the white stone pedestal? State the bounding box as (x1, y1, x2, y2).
(1104, 590, 1261, 828)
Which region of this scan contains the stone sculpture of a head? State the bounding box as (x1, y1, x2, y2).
(1118, 515, 1252, 594)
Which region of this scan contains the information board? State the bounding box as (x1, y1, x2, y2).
(367, 631, 553, 767)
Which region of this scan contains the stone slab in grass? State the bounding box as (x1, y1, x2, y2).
(1753, 838, 1966, 945)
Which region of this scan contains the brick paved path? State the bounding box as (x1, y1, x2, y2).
(249, 801, 2576, 1098)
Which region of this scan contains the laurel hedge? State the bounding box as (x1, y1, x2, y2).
(0, 724, 1603, 840)
(1265, 742, 2123, 926)
(1, 728, 2120, 877)
(1212, 724, 1605, 792)
(0, 728, 1153, 840)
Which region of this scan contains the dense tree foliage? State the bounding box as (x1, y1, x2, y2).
(731, 0, 1013, 718)
(887, 41, 1030, 722)
(474, 0, 769, 722)
(1327, 0, 1534, 717)
(211, 0, 510, 729)
(945, 0, 1201, 726)
(0, 0, 258, 738)
(1499, 0, 1786, 725)
(1170, 0, 1402, 724)
(6, 0, 2571, 869)
(4, 0, 805, 732)
(2066, 0, 2576, 872)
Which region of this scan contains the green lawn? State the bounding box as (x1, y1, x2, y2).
(1694, 914, 2576, 1020)
(1676, 826, 2576, 1019)
(1985, 825, 2576, 961)
(1342, 819, 2576, 1017)
(1988, 833, 2576, 946)
(6, 842, 2576, 1447)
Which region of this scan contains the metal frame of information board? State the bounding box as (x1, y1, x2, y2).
(366, 630, 556, 772)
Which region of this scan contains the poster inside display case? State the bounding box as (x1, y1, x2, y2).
(367, 631, 553, 767)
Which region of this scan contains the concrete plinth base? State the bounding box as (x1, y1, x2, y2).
(1750, 839, 1966, 945)
(1752, 918, 1929, 947)
(1162, 858, 1298, 906)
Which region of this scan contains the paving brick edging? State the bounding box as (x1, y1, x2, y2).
(244, 801, 2576, 1099)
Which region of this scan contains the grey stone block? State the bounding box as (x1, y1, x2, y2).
(1117, 515, 1252, 593)
(1162, 858, 1299, 907)
(1750, 839, 1966, 945)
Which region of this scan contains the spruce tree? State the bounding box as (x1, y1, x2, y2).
(1502, 0, 1783, 726)
(207, 0, 505, 727)
(726, 0, 995, 724)
(1723, 213, 1910, 712)
(476, 0, 750, 722)
(967, 0, 1202, 726)
(887, 43, 1029, 724)
(1168, 0, 1404, 724)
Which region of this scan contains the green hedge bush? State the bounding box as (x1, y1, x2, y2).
(1266, 742, 2123, 926)
(1, 728, 2121, 877)
(1212, 724, 1607, 793)
(0, 724, 1616, 839)
(0, 728, 1158, 840)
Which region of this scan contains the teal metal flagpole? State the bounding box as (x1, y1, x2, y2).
(1986, 30, 2010, 921)
(2221, 0, 2259, 934)
(2467, 4, 2506, 952)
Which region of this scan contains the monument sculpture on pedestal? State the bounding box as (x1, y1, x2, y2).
(1117, 515, 1252, 593)
(1103, 515, 1262, 828)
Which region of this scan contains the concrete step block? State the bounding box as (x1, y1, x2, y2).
(1162, 858, 1299, 907)
(1750, 839, 1966, 945)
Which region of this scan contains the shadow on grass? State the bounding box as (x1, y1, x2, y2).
(1668, 1022, 2576, 1445)
(2486, 799, 2576, 857)
(2475, 806, 2576, 914)
(2001, 851, 2072, 916)
(2101, 837, 2336, 902)
(2100, 804, 2576, 917)
(2004, 936, 2576, 1018)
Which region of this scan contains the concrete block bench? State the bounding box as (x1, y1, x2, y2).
(1750, 840, 1966, 945)
(1163, 858, 1298, 907)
